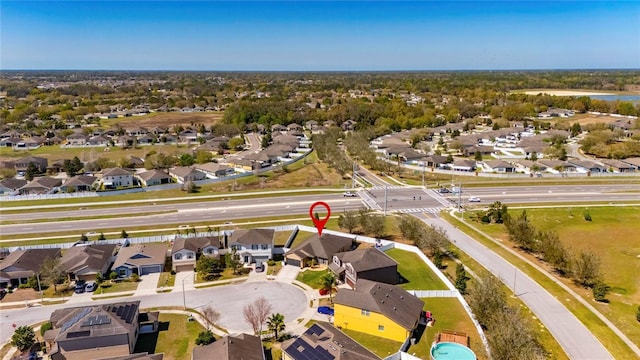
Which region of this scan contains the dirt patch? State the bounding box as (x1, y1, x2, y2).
(108, 112, 224, 130)
(0, 288, 40, 303)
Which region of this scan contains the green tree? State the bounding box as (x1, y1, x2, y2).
(266, 313, 286, 340)
(109, 271, 118, 281)
(98, 233, 106, 241)
(468, 275, 506, 329)
(455, 263, 470, 294)
(40, 256, 63, 293)
(362, 214, 385, 238)
(320, 272, 337, 304)
(338, 210, 359, 234)
(592, 281, 610, 302)
(573, 250, 601, 288)
(179, 153, 195, 166)
(261, 132, 272, 148)
(195, 330, 215, 345)
(505, 210, 537, 252)
(229, 137, 245, 150)
(196, 256, 221, 281)
(25, 161, 38, 181)
(11, 326, 36, 352)
(80, 234, 89, 242)
(40, 322, 52, 336)
(474, 151, 482, 161)
(636, 305, 640, 323)
(120, 229, 129, 238)
(538, 230, 571, 275)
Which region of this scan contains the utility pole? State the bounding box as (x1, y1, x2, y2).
(352, 161, 357, 189)
(182, 278, 187, 310)
(513, 266, 518, 297)
(458, 182, 462, 212)
(383, 185, 388, 216)
(421, 161, 426, 188)
(37, 272, 43, 302)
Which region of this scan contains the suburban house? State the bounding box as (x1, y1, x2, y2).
(112, 244, 168, 277)
(423, 155, 448, 169)
(66, 132, 89, 146)
(14, 156, 48, 173)
(451, 159, 476, 172)
(567, 160, 608, 173)
(0, 178, 27, 195)
(171, 236, 222, 272)
(0, 248, 62, 288)
(600, 159, 637, 173)
(285, 234, 354, 268)
(168, 166, 207, 183)
(191, 333, 264, 360)
(59, 175, 97, 192)
(44, 301, 159, 360)
(481, 160, 515, 173)
(227, 229, 275, 264)
(329, 248, 399, 288)
(193, 163, 234, 178)
(621, 157, 640, 168)
(135, 169, 172, 187)
(101, 168, 134, 189)
(18, 177, 62, 195)
(282, 322, 380, 360)
(60, 244, 117, 282)
(333, 279, 425, 342)
(537, 159, 574, 173)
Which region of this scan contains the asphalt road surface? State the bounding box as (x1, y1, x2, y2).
(416, 214, 613, 359)
(0, 281, 307, 345)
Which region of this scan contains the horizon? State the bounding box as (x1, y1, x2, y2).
(2, 68, 640, 73)
(1, 1, 639, 71)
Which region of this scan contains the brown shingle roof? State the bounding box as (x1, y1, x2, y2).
(335, 279, 424, 331)
(335, 248, 398, 272)
(288, 233, 353, 261)
(112, 244, 168, 269)
(60, 244, 116, 274)
(172, 237, 221, 253)
(228, 228, 275, 246)
(192, 333, 264, 360)
(102, 167, 133, 177)
(0, 248, 61, 278)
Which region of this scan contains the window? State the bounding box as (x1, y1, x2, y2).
(174, 253, 182, 260)
(360, 309, 370, 316)
(261, 244, 269, 250)
(251, 244, 259, 250)
(187, 253, 194, 259)
(378, 325, 385, 331)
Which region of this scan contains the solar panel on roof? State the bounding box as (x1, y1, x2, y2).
(307, 324, 324, 336)
(66, 330, 90, 339)
(60, 307, 92, 333)
(123, 304, 138, 324)
(288, 338, 334, 360)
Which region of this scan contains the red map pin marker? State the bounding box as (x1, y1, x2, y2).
(309, 201, 331, 237)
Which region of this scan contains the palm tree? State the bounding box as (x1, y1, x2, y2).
(266, 313, 286, 340)
(320, 272, 337, 304)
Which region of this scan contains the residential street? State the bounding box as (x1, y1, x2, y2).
(416, 214, 613, 360)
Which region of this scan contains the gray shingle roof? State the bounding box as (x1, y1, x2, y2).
(334, 248, 398, 272)
(192, 333, 263, 360)
(228, 229, 275, 246)
(335, 279, 424, 331)
(288, 233, 353, 260)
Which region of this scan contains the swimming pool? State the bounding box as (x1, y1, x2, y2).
(430, 342, 477, 360)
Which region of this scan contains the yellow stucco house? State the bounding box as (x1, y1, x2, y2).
(333, 279, 425, 343)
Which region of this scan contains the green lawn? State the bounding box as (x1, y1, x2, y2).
(195, 268, 249, 283)
(94, 280, 139, 294)
(340, 328, 403, 358)
(134, 313, 206, 360)
(157, 272, 176, 288)
(296, 268, 330, 289)
(404, 298, 489, 360)
(445, 212, 639, 359)
(385, 248, 448, 290)
(273, 230, 294, 246)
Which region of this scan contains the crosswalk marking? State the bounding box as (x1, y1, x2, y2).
(395, 207, 443, 214)
(370, 185, 407, 190)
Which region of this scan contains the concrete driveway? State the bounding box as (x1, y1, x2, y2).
(275, 264, 301, 283)
(134, 273, 161, 296)
(173, 271, 195, 292)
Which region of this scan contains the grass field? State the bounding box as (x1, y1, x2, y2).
(384, 248, 448, 290)
(94, 280, 139, 294)
(134, 313, 206, 360)
(449, 208, 640, 358)
(340, 328, 403, 358)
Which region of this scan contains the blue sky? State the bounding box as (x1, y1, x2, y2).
(1, 1, 639, 70)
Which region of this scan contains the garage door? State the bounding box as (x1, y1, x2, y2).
(286, 258, 300, 267)
(254, 256, 269, 263)
(140, 265, 161, 275)
(175, 264, 194, 272)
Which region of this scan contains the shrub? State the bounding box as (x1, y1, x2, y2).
(636, 305, 640, 322)
(593, 281, 610, 302)
(130, 274, 140, 282)
(195, 330, 215, 345)
(481, 215, 491, 224)
(170, 270, 176, 275)
(109, 271, 118, 281)
(267, 259, 276, 267)
(40, 322, 52, 336)
(583, 210, 592, 221)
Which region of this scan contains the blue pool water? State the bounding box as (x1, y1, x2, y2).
(430, 342, 477, 360)
(589, 95, 640, 102)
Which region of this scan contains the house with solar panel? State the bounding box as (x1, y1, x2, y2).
(282, 322, 381, 360)
(44, 300, 161, 360)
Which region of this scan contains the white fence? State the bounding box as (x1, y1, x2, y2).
(0, 191, 98, 202)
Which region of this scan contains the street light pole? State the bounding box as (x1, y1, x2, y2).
(384, 185, 388, 216)
(182, 277, 187, 310)
(37, 272, 43, 302)
(422, 161, 426, 188)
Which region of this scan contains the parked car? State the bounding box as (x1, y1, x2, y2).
(317, 306, 334, 316)
(74, 280, 86, 294)
(85, 282, 98, 292)
(0, 288, 6, 300)
(468, 196, 481, 202)
(255, 263, 265, 273)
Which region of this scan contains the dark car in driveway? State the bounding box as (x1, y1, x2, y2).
(74, 280, 86, 294)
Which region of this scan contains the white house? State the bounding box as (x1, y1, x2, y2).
(481, 160, 516, 173)
(101, 167, 134, 188)
(171, 236, 222, 272)
(227, 229, 275, 264)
